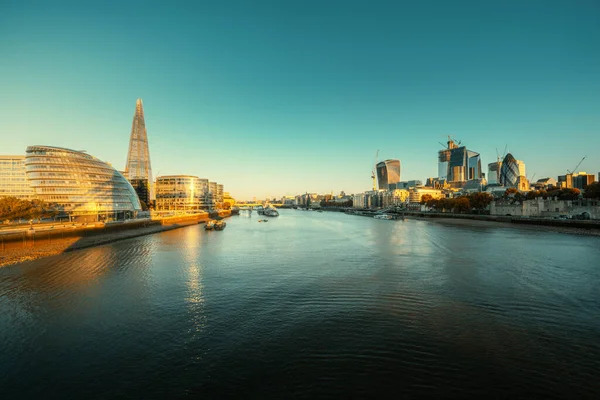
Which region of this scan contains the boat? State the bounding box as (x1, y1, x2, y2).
(263, 204, 279, 217)
(258, 219, 268, 223)
(214, 220, 226, 230)
(374, 214, 393, 220)
(204, 220, 216, 230)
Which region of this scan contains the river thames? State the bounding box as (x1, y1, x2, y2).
(1, 210, 599, 398)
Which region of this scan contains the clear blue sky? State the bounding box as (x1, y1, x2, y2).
(1, 0, 599, 200)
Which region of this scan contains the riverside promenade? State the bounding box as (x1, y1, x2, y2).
(0, 210, 231, 267)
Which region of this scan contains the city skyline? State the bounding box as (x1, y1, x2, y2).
(1, 1, 599, 199)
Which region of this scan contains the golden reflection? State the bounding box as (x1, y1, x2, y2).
(183, 227, 206, 333)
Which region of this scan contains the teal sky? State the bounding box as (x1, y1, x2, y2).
(1, 0, 599, 200)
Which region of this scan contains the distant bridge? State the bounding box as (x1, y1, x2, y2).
(234, 203, 284, 208)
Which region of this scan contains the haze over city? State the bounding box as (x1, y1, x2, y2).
(1, 0, 599, 199)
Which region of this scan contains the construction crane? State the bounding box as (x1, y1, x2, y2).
(567, 156, 586, 174)
(371, 150, 379, 191)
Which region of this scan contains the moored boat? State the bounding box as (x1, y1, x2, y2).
(204, 220, 216, 230)
(214, 220, 226, 230)
(263, 205, 279, 217)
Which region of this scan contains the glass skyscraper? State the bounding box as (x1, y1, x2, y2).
(125, 99, 154, 203)
(376, 159, 401, 191)
(25, 146, 141, 218)
(438, 139, 481, 183)
(499, 153, 520, 187)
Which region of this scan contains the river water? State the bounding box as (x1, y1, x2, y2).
(1, 210, 599, 398)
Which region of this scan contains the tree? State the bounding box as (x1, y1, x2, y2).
(468, 192, 493, 212)
(558, 188, 580, 200)
(453, 197, 471, 213)
(420, 194, 433, 205)
(583, 182, 600, 199)
(0, 197, 58, 221)
(504, 188, 519, 197)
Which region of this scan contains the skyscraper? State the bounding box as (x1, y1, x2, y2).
(438, 139, 481, 185)
(376, 159, 401, 191)
(499, 153, 520, 187)
(125, 99, 153, 203)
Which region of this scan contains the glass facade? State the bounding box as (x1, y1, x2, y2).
(125, 99, 154, 200)
(155, 175, 208, 211)
(438, 143, 481, 183)
(24, 146, 141, 215)
(216, 184, 224, 203)
(376, 159, 401, 191)
(0, 155, 36, 199)
(487, 161, 502, 185)
(499, 153, 520, 187)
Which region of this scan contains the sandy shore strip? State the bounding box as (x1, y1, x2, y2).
(0, 220, 200, 268)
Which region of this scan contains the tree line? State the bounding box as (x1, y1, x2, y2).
(420, 192, 494, 214)
(419, 183, 600, 215)
(0, 197, 59, 222)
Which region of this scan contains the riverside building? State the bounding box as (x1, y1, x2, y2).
(24, 146, 141, 220)
(0, 155, 36, 199)
(155, 175, 207, 212)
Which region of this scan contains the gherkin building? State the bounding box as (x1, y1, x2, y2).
(499, 153, 519, 187)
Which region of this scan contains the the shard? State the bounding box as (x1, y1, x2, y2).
(125, 99, 154, 204)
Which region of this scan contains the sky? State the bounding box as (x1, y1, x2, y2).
(1, 0, 599, 200)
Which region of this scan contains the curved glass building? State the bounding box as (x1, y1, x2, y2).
(499, 153, 520, 187)
(24, 146, 141, 218)
(156, 175, 207, 212)
(376, 159, 401, 191)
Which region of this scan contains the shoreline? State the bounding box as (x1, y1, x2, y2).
(0, 211, 231, 268)
(404, 214, 600, 237)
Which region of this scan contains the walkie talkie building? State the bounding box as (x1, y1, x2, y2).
(376, 159, 401, 191)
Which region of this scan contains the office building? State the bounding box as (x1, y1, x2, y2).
(499, 153, 526, 188)
(438, 139, 481, 184)
(558, 173, 596, 190)
(376, 159, 401, 190)
(0, 155, 36, 199)
(125, 98, 154, 203)
(216, 184, 224, 203)
(24, 146, 141, 219)
(155, 175, 207, 212)
(487, 161, 501, 185)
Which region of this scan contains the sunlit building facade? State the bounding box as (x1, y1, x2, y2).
(216, 184, 224, 203)
(0, 155, 36, 199)
(376, 159, 401, 191)
(438, 139, 481, 184)
(125, 98, 154, 203)
(207, 181, 217, 209)
(155, 175, 207, 212)
(24, 146, 141, 218)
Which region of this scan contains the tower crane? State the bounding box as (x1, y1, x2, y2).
(371, 150, 379, 191)
(567, 156, 586, 174)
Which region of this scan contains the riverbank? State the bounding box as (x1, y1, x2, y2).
(403, 213, 600, 237)
(0, 210, 231, 268)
